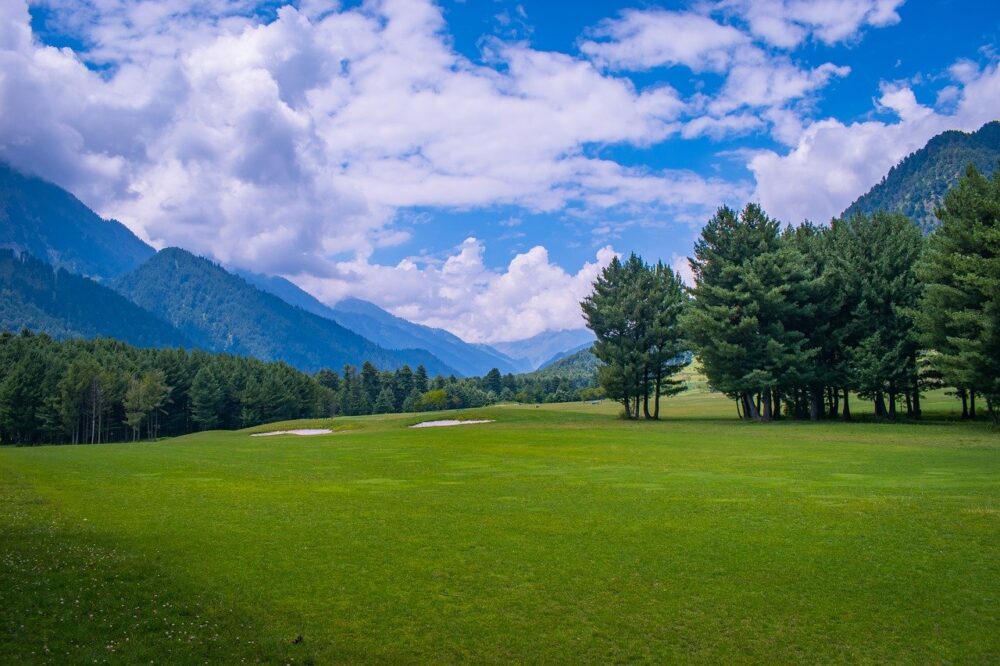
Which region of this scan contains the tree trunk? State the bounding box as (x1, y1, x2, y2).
(642, 367, 651, 419)
(761, 390, 772, 422)
(904, 391, 913, 417)
(743, 392, 760, 420)
(888, 384, 897, 420)
(831, 388, 840, 419)
(622, 391, 632, 419)
(960, 389, 969, 419)
(653, 369, 662, 420)
(912, 389, 921, 419)
(809, 388, 821, 421)
(772, 389, 781, 419)
(736, 398, 743, 419)
(842, 389, 851, 421)
(970, 390, 977, 419)
(875, 392, 887, 419)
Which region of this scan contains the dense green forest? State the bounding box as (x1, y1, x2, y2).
(842, 120, 1000, 232)
(587, 165, 999, 423)
(0, 250, 189, 348)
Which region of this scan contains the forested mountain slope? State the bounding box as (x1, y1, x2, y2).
(0, 250, 189, 348)
(842, 120, 1000, 231)
(530, 346, 599, 382)
(0, 164, 154, 279)
(113, 249, 456, 374)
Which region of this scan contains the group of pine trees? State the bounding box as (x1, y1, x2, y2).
(584, 166, 999, 423)
(582, 256, 690, 419)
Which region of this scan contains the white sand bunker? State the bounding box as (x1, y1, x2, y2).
(409, 419, 495, 429)
(251, 428, 332, 437)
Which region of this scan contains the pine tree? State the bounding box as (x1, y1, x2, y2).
(645, 262, 690, 419)
(838, 212, 924, 419)
(917, 165, 1000, 422)
(684, 204, 786, 419)
(372, 386, 396, 414)
(191, 364, 225, 430)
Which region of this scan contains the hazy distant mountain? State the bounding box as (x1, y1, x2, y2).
(0, 249, 188, 348)
(842, 120, 1000, 232)
(529, 346, 599, 382)
(536, 341, 594, 370)
(491, 328, 596, 371)
(0, 163, 154, 279)
(114, 249, 456, 374)
(239, 270, 527, 376)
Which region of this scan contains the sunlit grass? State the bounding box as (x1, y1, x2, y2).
(1, 392, 997, 663)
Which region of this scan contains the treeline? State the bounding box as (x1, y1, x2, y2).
(323, 362, 600, 415)
(0, 332, 602, 445)
(583, 165, 999, 422)
(0, 333, 333, 444)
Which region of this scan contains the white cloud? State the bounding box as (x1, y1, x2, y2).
(294, 239, 618, 343)
(579, 6, 853, 141)
(716, 0, 905, 49)
(749, 60, 1000, 223)
(580, 9, 747, 72)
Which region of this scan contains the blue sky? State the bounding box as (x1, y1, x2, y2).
(3, 0, 999, 341)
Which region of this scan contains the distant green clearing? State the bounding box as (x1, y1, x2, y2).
(1, 392, 997, 663)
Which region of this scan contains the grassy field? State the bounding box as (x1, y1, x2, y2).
(1, 391, 998, 663)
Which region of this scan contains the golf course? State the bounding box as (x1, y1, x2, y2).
(2, 391, 997, 664)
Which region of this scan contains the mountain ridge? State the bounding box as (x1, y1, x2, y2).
(238, 271, 528, 376)
(842, 120, 1000, 231)
(0, 163, 154, 279)
(113, 248, 457, 375)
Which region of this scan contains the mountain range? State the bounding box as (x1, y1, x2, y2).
(842, 120, 1000, 232)
(238, 270, 530, 375)
(491, 329, 596, 371)
(0, 165, 590, 375)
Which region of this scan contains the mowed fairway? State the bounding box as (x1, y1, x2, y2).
(1, 393, 998, 663)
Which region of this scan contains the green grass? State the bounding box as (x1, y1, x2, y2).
(1, 392, 998, 663)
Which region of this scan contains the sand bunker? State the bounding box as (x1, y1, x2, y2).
(409, 419, 495, 429)
(251, 428, 332, 437)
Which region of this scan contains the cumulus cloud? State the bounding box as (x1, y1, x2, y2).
(749, 60, 1000, 224)
(716, 0, 905, 48)
(580, 9, 747, 72)
(294, 239, 618, 343)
